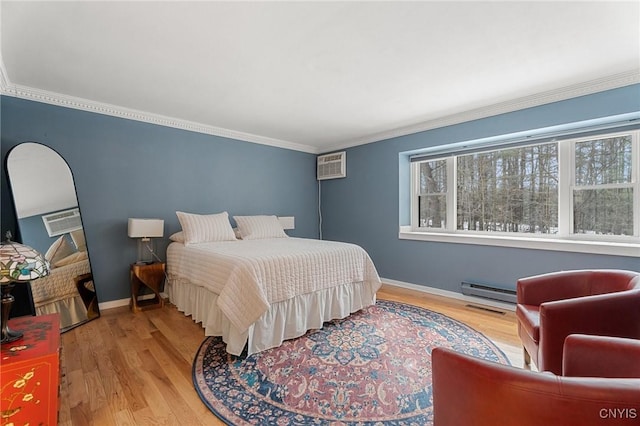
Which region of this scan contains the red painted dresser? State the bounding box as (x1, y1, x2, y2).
(1, 313, 60, 426)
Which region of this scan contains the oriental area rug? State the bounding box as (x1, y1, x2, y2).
(193, 300, 509, 425)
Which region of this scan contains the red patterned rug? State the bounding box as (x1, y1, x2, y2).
(193, 300, 510, 425)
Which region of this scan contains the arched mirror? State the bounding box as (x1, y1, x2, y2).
(6, 142, 99, 331)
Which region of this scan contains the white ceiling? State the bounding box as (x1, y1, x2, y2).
(1, 1, 639, 153)
(7, 142, 77, 218)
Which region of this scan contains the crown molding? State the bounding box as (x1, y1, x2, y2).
(0, 78, 319, 154)
(321, 69, 640, 154)
(2, 66, 638, 156)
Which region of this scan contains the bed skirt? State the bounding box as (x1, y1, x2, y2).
(166, 275, 379, 355)
(36, 294, 88, 331)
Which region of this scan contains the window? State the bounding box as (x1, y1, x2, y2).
(417, 159, 448, 229)
(573, 134, 634, 236)
(409, 130, 639, 251)
(455, 143, 558, 234)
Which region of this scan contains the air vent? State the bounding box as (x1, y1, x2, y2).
(42, 208, 82, 237)
(317, 151, 346, 180)
(461, 281, 516, 304)
(465, 304, 506, 315)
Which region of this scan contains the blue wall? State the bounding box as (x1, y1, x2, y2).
(1, 96, 319, 303)
(3, 85, 639, 306)
(319, 85, 640, 292)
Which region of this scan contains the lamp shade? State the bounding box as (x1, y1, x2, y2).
(0, 239, 49, 283)
(128, 218, 164, 238)
(1, 235, 50, 344)
(278, 216, 295, 230)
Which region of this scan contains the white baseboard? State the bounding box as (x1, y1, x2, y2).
(98, 292, 169, 311)
(381, 278, 516, 312)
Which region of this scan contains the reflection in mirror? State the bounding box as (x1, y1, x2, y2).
(6, 142, 99, 331)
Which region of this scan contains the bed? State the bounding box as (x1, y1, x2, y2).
(31, 256, 90, 330)
(30, 231, 94, 331)
(166, 213, 381, 355)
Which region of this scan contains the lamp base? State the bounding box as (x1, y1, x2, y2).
(1, 283, 23, 344)
(136, 238, 155, 264)
(1, 327, 23, 344)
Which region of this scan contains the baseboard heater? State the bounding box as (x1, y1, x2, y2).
(461, 281, 516, 304)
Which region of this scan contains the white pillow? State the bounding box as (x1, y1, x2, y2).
(54, 250, 88, 268)
(70, 229, 87, 251)
(169, 231, 184, 243)
(170, 229, 240, 242)
(45, 235, 76, 266)
(233, 227, 242, 240)
(233, 215, 288, 240)
(176, 211, 236, 244)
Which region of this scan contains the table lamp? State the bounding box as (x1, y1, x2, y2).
(0, 232, 50, 344)
(127, 218, 164, 264)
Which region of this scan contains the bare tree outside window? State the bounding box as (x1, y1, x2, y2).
(456, 143, 558, 233)
(413, 130, 637, 241)
(573, 135, 633, 236)
(418, 160, 447, 228)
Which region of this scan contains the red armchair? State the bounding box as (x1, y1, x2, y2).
(432, 335, 640, 426)
(516, 269, 640, 374)
(563, 334, 640, 378)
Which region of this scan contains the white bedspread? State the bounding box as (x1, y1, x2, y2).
(31, 258, 90, 307)
(167, 237, 381, 333)
(30, 258, 90, 330)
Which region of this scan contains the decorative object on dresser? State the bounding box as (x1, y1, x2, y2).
(0, 233, 50, 343)
(0, 313, 61, 425)
(127, 218, 164, 264)
(130, 262, 166, 313)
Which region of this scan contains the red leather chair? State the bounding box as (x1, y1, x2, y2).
(563, 334, 640, 378)
(432, 335, 640, 426)
(516, 269, 640, 374)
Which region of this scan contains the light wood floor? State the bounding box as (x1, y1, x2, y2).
(58, 284, 526, 425)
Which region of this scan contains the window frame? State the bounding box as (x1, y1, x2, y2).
(404, 130, 640, 257)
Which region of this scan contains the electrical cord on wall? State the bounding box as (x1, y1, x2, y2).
(318, 180, 323, 240)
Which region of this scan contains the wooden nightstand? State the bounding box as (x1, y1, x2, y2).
(130, 262, 165, 313)
(75, 272, 100, 319)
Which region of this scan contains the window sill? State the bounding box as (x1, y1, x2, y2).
(398, 226, 640, 257)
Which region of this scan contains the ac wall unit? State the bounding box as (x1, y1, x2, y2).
(317, 151, 346, 180)
(42, 208, 82, 237)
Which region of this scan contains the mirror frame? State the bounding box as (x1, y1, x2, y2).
(5, 142, 99, 331)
